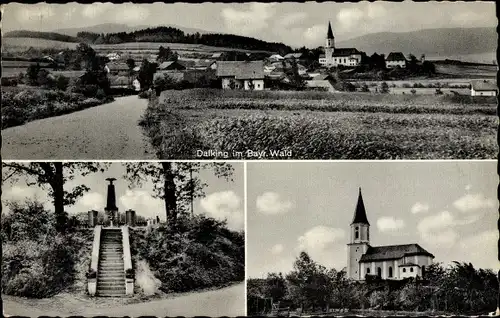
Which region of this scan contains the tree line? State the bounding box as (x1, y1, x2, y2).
(247, 251, 498, 316)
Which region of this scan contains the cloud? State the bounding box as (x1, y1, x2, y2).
(270, 244, 284, 255)
(256, 192, 293, 215)
(377, 216, 405, 232)
(221, 3, 276, 35)
(453, 193, 496, 213)
(81, 3, 113, 19)
(111, 4, 150, 24)
(411, 202, 430, 214)
(76, 192, 105, 211)
(303, 24, 327, 44)
(119, 190, 164, 220)
(336, 8, 364, 30)
(297, 226, 345, 252)
(2, 185, 44, 213)
(297, 226, 346, 269)
(417, 211, 457, 248)
(200, 191, 244, 231)
(16, 5, 55, 22)
(278, 12, 308, 27)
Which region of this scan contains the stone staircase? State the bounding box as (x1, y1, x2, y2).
(97, 228, 126, 297)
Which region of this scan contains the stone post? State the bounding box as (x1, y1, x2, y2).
(88, 210, 98, 227)
(126, 209, 136, 227)
(105, 178, 119, 227)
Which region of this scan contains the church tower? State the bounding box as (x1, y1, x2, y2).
(325, 21, 335, 67)
(347, 188, 371, 280)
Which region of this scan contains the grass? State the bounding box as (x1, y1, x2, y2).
(140, 89, 497, 160)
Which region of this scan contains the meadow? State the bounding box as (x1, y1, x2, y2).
(139, 89, 497, 160)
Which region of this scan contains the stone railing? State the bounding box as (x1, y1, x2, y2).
(121, 225, 134, 296)
(88, 225, 102, 296)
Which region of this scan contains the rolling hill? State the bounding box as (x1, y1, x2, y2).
(337, 27, 497, 61)
(55, 23, 214, 37)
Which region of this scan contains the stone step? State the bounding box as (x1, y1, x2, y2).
(98, 281, 126, 287)
(98, 275, 125, 280)
(100, 255, 123, 260)
(97, 292, 126, 297)
(99, 267, 124, 272)
(97, 287, 126, 293)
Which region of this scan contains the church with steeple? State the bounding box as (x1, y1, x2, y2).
(347, 188, 435, 281)
(319, 21, 362, 67)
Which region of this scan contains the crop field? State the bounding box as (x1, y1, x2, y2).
(140, 89, 497, 160)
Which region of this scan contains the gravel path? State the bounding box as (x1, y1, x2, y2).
(1, 95, 157, 160)
(3, 283, 245, 317)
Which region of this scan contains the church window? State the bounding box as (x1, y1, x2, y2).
(410, 267, 414, 273)
(388, 267, 393, 278)
(403, 268, 406, 273)
(367, 230, 369, 240)
(377, 267, 382, 277)
(366, 268, 370, 274)
(355, 227, 359, 239)
(422, 266, 426, 278)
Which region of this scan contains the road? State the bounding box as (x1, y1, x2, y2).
(3, 283, 245, 317)
(2, 95, 156, 160)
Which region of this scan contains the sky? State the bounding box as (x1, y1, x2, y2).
(1, 162, 244, 231)
(2, 2, 496, 48)
(247, 161, 498, 278)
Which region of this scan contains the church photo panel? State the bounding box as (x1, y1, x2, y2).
(246, 160, 497, 316)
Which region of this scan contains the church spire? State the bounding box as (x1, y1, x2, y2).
(351, 187, 370, 225)
(327, 21, 334, 39)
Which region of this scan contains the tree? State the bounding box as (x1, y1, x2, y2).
(2, 163, 108, 232)
(157, 46, 179, 63)
(26, 63, 41, 86)
(265, 272, 287, 301)
(288, 58, 306, 90)
(126, 58, 136, 83)
(124, 162, 234, 225)
(138, 59, 157, 91)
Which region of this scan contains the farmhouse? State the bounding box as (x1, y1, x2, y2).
(105, 62, 130, 75)
(385, 52, 407, 68)
(347, 188, 434, 281)
(216, 60, 265, 90)
(305, 74, 336, 92)
(269, 54, 284, 62)
(470, 80, 497, 96)
(106, 53, 121, 61)
(319, 22, 362, 67)
(157, 61, 186, 71)
(284, 52, 303, 60)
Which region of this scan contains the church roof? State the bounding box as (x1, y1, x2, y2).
(332, 48, 361, 57)
(359, 244, 434, 262)
(471, 80, 497, 91)
(351, 188, 370, 225)
(327, 21, 334, 39)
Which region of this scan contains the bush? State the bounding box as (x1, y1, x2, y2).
(380, 82, 389, 93)
(55, 75, 70, 91)
(134, 215, 244, 292)
(1, 77, 18, 86)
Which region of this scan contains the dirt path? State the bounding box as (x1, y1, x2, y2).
(3, 283, 245, 317)
(1, 95, 156, 160)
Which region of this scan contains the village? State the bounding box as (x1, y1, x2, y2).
(2, 22, 497, 97)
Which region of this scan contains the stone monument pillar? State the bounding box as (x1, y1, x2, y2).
(105, 178, 119, 227)
(126, 209, 136, 227)
(88, 210, 98, 227)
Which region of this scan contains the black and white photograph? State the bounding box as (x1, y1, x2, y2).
(1, 162, 245, 317)
(1, 2, 497, 160)
(246, 161, 498, 316)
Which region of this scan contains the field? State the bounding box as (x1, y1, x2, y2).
(3, 37, 271, 56)
(139, 89, 497, 160)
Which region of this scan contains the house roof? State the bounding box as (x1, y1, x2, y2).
(269, 54, 284, 60)
(211, 52, 223, 58)
(351, 188, 370, 225)
(158, 61, 185, 70)
(471, 80, 497, 91)
(386, 52, 407, 62)
(216, 60, 264, 79)
(284, 53, 303, 59)
(312, 74, 331, 81)
(107, 62, 130, 71)
(327, 21, 334, 39)
(360, 244, 434, 263)
(306, 80, 334, 88)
